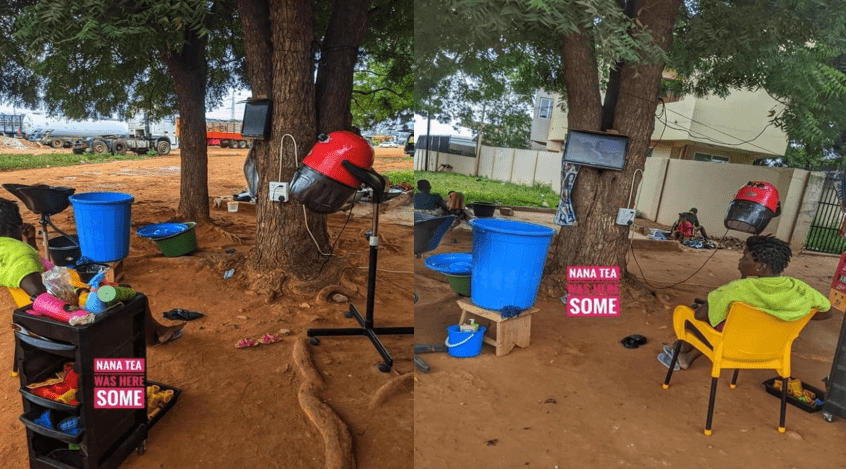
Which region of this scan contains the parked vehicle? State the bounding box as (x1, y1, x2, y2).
(378, 142, 399, 148)
(204, 119, 249, 148)
(1, 114, 23, 136)
(73, 135, 172, 156)
(19, 113, 129, 147)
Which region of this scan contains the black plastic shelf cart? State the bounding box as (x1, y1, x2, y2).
(824, 312, 846, 422)
(14, 294, 148, 469)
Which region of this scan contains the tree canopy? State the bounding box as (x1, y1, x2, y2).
(416, 0, 846, 157)
(6, 0, 243, 120)
(415, 0, 846, 288)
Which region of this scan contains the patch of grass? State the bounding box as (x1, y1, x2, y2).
(414, 171, 557, 208)
(0, 152, 157, 171)
(805, 225, 846, 254)
(384, 169, 414, 186)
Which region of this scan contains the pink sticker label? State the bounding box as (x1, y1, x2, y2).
(94, 358, 145, 374)
(94, 388, 145, 409)
(567, 266, 620, 282)
(566, 296, 621, 317)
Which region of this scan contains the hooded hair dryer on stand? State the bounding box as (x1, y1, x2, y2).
(290, 131, 413, 373)
(724, 181, 781, 235)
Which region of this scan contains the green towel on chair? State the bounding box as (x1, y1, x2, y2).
(707, 277, 831, 327)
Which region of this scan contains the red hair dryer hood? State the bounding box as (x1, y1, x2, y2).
(724, 181, 781, 234)
(290, 131, 374, 214)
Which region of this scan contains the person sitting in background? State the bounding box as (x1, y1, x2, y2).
(414, 179, 448, 215)
(446, 191, 473, 222)
(670, 213, 695, 242)
(658, 234, 831, 370)
(0, 198, 184, 345)
(672, 208, 709, 240)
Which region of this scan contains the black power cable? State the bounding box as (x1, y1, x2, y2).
(628, 228, 730, 290)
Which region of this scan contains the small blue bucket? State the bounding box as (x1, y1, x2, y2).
(69, 192, 134, 262)
(445, 325, 487, 358)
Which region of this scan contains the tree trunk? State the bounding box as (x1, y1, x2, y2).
(239, 0, 330, 280)
(545, 0, 683, 292)
(162, 28, 210, 221)
(315, 0, 369, 134)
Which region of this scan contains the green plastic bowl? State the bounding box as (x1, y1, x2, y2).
(445, 274, 471, 296)
(152, 222, 197, 257)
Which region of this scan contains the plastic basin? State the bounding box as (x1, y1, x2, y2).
(150, 222, 198, 257)
(472, 202, 497, 218)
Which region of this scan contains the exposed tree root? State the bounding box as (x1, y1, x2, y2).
(207, 222, 244, 245)
(293, 338, 356, 469)
(368, 372, 413, 410)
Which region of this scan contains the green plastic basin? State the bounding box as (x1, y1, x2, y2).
(445, 274, 471, 297)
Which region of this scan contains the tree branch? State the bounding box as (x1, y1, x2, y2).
(353, 87, 404, 97)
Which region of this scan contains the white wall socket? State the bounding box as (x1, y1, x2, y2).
(269, 181, 289, 202)
(616, 208, 636, 226)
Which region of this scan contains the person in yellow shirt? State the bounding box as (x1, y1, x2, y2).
(658, 234, 831, 370)
(0, 197, 184, 345)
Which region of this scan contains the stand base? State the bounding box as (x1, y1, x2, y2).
(307, 304, 413, 372)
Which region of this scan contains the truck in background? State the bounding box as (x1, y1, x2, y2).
(19, 112, 130, 148)
(1, 114, 24, 136)
(72, 113, 175, 155)
(205, 119, 248, 148)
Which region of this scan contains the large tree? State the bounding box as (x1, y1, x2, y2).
(416, 0, 846, 292)
(9, 0, 244, 221)
(237, 0, 412, 291)
(6, 0, 412, 291)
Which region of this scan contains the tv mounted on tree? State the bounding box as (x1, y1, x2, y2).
(562, 129, 629, 171)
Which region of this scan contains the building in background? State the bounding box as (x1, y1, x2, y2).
(530, 85, 789, 164)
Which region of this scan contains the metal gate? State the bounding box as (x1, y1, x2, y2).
(806, 173, 846, 254)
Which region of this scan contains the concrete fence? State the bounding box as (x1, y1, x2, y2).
(414, 147, 827, 251)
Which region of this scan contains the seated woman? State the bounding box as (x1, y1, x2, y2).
(445, 191, 473, 223)
(671, 208, 709, 240)
(0, 198, 184, 345)
(658, 234, 831, 370)
(670, 213, 695, 242)
(414, 179, 448, 216)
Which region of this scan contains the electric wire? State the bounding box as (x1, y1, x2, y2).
(301, 199, 357, 282)
(280, 133, 332, 256)
(628, 228, 729, 290)
(618, 89, 780, 154)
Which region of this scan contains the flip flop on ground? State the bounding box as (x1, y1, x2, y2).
(657, 352, 681, 371)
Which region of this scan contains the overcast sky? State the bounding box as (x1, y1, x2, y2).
(414, 114, 473, 138)
(0, 88, 253, 121)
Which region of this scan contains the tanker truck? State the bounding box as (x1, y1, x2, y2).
(72, 134, 172, 156)
(21, 112, 130, 148)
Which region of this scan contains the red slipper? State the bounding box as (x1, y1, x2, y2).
(236, 338, 259, 349)
(260, 334, 282, 345)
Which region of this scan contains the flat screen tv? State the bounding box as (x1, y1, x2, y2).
(241, 99, 272, 139)
(562, 129, 629, 171)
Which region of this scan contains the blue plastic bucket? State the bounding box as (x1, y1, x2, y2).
(469, 219, 555, 310)
(69, 192, 134, 262)
(445, 325, 487, 358)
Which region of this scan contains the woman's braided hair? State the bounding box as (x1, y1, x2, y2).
(0, 197, 23, 238)
(746, 234, 792, 275)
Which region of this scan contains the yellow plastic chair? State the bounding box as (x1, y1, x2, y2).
(662, 302, 817, 435)
(7, 287, 33, 307)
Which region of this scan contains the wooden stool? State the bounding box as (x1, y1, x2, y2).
(104, 260, 125, 284)
(456, 298, 539, 356)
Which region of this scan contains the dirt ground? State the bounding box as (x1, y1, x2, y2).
(0, 145, 414, 468)
(415, 214, 846, 468)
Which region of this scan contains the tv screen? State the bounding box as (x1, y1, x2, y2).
(241, 100, 272, 139)
(562, 130, 629, 171)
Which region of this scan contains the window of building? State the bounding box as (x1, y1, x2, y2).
(538, 97, 553, 119)
(693, 152, 730, 163)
